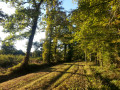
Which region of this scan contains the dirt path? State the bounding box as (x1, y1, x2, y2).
(54, 62, 88, 90)
(0, 62, 90, 90)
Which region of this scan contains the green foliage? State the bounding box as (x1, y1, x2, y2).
(42, 0, 67, 63)
(69, 0, 120, 66)
(0, 55, 24, 68)
(29, 57, 43, 64)
(0, 42, 16, 54)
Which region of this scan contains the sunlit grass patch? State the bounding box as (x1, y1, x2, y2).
(0, 67, 7, 74)
(84, 64, 92, 75)
(51, 62, 79, 89)
(83, 64, 104, 89)
(89, 64, 120, 89)
(18, 64, 71, 90)
(55, 63, 87, 90)
(1, 61, 119, 90)
(0, 64, 65, 90)
(111, 80, 120, 89)
(0, 55, 43, 75)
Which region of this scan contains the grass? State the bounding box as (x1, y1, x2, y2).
(54, 63, 87, 90)
(84, 63, 104, 89)
(0, 55, 24, 68)
(0, 61, 51, 83)
(0, 64, 65, 89)
(0, 61, 87, 90)
(18, 64, 71, 90)
(50, 62, 79, 89)
(89, 63, 120, 89)
(0, 54, 48, 83)
(0, 61, 120, 90)
(0, 55, 43, 75)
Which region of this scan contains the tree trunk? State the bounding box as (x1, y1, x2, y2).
(54, 39, 57, 61)
(97, 52, 100, 66)
(90, 54, 91, 62)
(64, 44, 67, 61)
(23, 17, 38, 66)
(67, 44, 73, 62)
(48, 29, 52, 64)
(22, 0, 44, 66)
(95, 53, 97, 64)
(85, 51, 87, 62)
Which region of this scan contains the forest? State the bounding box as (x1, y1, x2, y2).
(0, 0, 120, 89)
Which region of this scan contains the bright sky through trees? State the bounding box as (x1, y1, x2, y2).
(0, 0, 77, 52)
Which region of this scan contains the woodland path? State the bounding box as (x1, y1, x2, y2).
(0, 62, 93, 90)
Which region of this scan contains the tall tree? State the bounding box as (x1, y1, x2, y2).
(1, 0, 58, 66)
(42, 0, 65, 63)
(71, 0, 120, 65)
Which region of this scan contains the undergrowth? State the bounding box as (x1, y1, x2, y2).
(90, 64, 120, 89)
(0, 54, 24, 68)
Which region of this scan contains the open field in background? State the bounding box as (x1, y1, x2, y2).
(0, 61, 120, 90)
(0, 55, 23, 74)
(0, 55, 42, 74)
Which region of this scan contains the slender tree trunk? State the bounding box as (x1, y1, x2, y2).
(54, 39, 57, 61)
(85, 51, 87, 62)
(95, 53, 97, 64)
(22, 0, 44, 66)
(48, 29, 52, 64)
(67, 44, 73, 62)
(97, 52, 100, 66)
(64, 44, 67, 61)
(23, 17, 38, 66)
(101, 58, 103, 67)
(90, 54, 91, 62)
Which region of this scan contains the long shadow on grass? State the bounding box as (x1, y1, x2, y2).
(63, 63, 85, 66)
(0, 61, 67, 83)
(52, 65, 88, 90)
(42, 65, 73, 90)
(45, 64, 88, 89)
(7, 67, 66, 89)
(95, 72, 119, 90)
(52, 64, 79, 89)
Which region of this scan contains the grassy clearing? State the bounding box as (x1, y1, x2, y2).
(0, 55, 24, 75)
(49, 62, 79, 89)
(0, 62, 89, 90)
(0, 64, 65, 90)
(0, 55, 23, 68)
(1, 61, 120, 90)
(54, 62, 87, 90)
(0, 55, 43, 75)
(18, 64, 71, 90)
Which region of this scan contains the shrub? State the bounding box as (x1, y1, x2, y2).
(0, 55, 24, 68)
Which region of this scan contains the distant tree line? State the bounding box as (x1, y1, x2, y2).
(0, 42, 25, 55)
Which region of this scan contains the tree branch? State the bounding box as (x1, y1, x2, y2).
(32, 0, 37, 8)
(37, 0, 44, 9)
